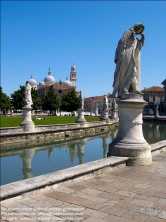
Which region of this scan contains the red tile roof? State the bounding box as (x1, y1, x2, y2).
(142, 86, 164, 92)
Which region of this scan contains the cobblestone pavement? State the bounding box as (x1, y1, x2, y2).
(1, 151, 166, 222)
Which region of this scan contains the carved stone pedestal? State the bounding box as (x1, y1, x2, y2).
(20, 107, 35, 132)
(76, 108, 86, 124)
(107, 94, 152, 166)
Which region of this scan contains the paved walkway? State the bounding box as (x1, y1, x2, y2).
(1, 151, 166, 222)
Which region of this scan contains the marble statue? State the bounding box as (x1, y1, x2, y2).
(112, 99, 118, 112)
(103, 95, 108, 110)
(79, 91, 84, 109)
(112, 23, 145, 98)
(24, 81, 33, 107)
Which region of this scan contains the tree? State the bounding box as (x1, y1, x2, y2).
(10, 85, 25, 110)
(31, 88, 41, 111)
(0, 87, 11, 113)
(61, 90, 80, 113)
(42, 86, 60, 114)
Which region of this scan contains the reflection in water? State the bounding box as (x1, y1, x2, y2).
(1, 132, 115, 184)
(77, 138, 87, 164)
(68, 144, 77, 164)
(20, 149, 35, 179)
(1, 123, 165, 185)
(102, 132, 110, 158)
(143, 122, 166, 144)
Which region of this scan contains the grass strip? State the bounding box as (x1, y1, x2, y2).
(0, 115, 100, 128)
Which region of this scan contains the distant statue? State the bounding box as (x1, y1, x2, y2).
(103, 95, 108, 110)
(112, 23, 145, 98)
(79, 91, 84, 109)
(24, 81, 33, 107)
(112, 99, 118, 112)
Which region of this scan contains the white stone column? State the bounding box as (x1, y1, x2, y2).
(20, 107, 35, 132)
(108, 94, 152, 166)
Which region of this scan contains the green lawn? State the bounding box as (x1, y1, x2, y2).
(0, 115, 100, 128)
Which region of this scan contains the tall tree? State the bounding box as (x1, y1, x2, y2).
(31, 88, 41, 111)
(0, 87, 11, 113)
(10, 85, 25, 110)
(61, 90, 80, 113)
(42, 86, 60, 114)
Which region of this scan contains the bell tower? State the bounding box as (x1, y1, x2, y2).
(70, 64, 77, 88)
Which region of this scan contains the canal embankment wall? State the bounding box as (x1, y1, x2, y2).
(0, 120, 118, 145)
(0, 139, 166, 202)
(143, 116, 166, 123)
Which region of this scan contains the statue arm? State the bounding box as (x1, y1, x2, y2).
(140, 33, 145, 47)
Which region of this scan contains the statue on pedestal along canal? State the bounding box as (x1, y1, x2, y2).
(20, 81, 35, 132)
(76, 91, 86, 124)
(112, 23, 145, 98)
(24, 81, 33, 107)
(108, 23, 152, 166)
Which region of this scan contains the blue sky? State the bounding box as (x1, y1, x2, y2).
(1, 1, 166, 98)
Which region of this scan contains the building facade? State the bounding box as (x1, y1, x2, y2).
(142, 81, 166, 115)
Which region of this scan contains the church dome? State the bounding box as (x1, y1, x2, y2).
(28, 76, 38, 86)
(64, 77, 73, 86)
(44, 68, 56, 85)
(39, 80, 45, 86)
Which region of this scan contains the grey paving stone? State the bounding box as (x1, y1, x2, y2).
(122, 210, 149, 221)
(157, 198, 166, 205)
(83, 208, 109, 219)
(115, 190, 137, 198)
(82, 216, 106, 222)
(130, 199, 155, 207)
(71, 191, 109, 203)
(104, 214, 134, 222)
(145, 217, 166, 222)
(134, 194, 159, 203)
(99, 205, 128, 217)
(81, 187, 103, 195)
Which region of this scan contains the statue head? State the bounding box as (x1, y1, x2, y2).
(133, 23, 145, 34)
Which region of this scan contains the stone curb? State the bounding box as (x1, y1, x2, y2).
(0, 156, 129, 201)
(151, 139, 166, 155)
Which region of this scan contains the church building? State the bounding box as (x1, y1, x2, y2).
(27, 65, 78, 99)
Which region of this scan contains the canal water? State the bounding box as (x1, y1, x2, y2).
(1, 122, 166, 185)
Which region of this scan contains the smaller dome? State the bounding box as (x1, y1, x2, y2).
(64, 77, 73, 86)
(39, 80, 45, 86)
(28, 76, 38, 86)
(44, 68, 56, 85)
(71, 64, 76, 71)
